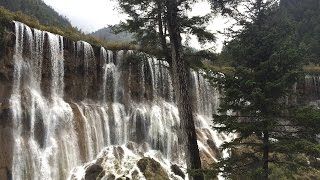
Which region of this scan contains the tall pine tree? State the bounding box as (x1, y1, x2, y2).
(213, 0, 320, 179)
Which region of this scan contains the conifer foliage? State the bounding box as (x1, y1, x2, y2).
(214, 0, 320, 179)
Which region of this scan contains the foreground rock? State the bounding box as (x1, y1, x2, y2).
(69, 143, 185, 180)
(137, 157, 169, 180)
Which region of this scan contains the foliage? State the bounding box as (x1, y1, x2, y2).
(280, 0, 320, 64)
(218, 0, 320, 66)
(121, 51, 148, 67)
(112, 0, 217, 65)
(212, 0, 320, 179)
(0, 0, 71, 28)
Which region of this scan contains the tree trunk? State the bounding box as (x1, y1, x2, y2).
(156, 1, 171, 64)
(165, 0, 203, 179)
(262, 131, 269, 180)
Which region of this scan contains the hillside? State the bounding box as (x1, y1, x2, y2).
(90, 27, 132, 43)
(0, 6, 135, 52)
(0, 0, 71, 28)
(280, 0, 320, 64)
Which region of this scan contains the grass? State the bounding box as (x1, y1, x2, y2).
(203, 63, 234, 75)
(303, 64, 320, 74)
(203, 64, 320, 75)
(0, 6, 136, 51)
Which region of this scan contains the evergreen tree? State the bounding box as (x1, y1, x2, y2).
(113, 0, 239, 179)
(113, 0, 217, 64)
(213, 0, 320, 179)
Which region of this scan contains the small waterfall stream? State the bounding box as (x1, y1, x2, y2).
(9, 21, 230, 179)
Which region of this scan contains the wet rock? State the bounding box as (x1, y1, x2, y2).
(207, 139, 221, 158)
(131, 170, 140, 180)
(96, 157, 104, 165)
(171, 164, 185, 179)
(113, 146, 125, 161)
(199, 150, 216, 169)
(84, 164, 104, 180)
(105, 174, 115, 180)
(116, 176, 130, 180)
(0, 103, 13, 180)
(126, 141, 137, 152)
(34, 116, 45, 148)
(0, 102, 11, 127)
(137, 157, 169, 180)
(97, 170, 106, 180)
(0, 168, 10, 180)
(71, 103, 87, 162)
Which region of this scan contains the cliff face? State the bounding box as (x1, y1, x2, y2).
(0, 21, 14, 180)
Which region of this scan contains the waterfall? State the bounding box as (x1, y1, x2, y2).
(8, 22, 229, 179)
(76, 41, 95, 98)
(305, 75, 320, 105)
(10, 22, 79, 180)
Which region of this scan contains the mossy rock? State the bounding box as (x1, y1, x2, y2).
(137, 157, 169, 180)
(84, 164, 104, 180)
(171, 164, 185, 179)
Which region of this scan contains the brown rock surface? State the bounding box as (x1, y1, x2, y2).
(137, 157, 170, 180)
(0, 103, 13, 180)
(0, 23, 15, 180)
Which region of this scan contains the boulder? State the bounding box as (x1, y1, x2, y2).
(171, 164, 185, 179)
(105, 174, 116, 180)
(137, 157, 169, 180)
(84, 164, 104, 180)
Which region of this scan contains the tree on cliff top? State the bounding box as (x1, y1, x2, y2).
(213, 0, 320, 179)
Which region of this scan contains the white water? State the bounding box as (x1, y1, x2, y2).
(10, 22, 230, 179)
(305, 75, 320, 105)
(10, 22, 79, 180)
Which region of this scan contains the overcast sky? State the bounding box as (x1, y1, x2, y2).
(43, 0, 126, 32)
(43, 0, 231, 51)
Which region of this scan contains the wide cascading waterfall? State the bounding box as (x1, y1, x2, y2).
(8, 22, 230, 179)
